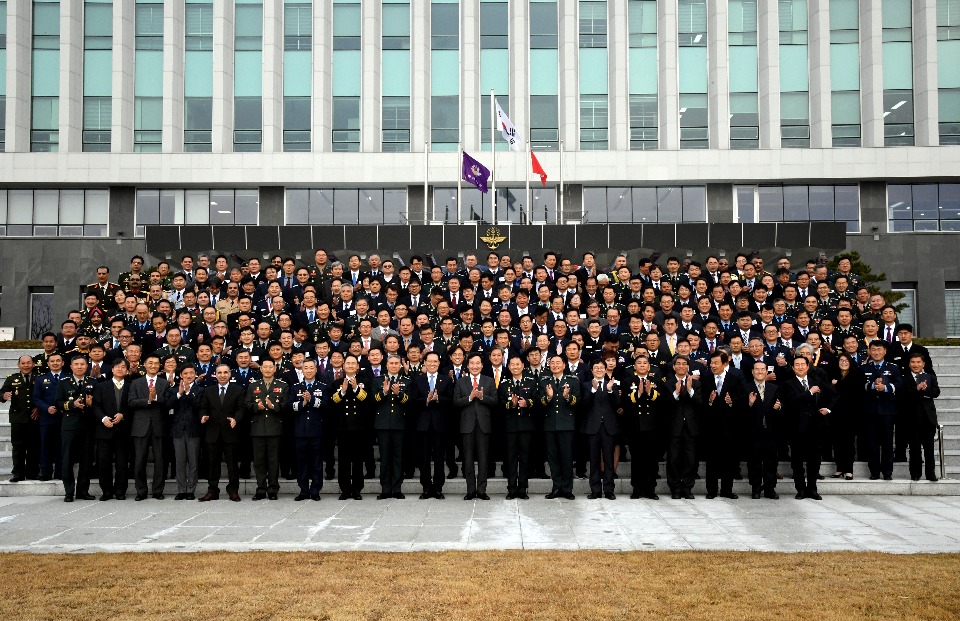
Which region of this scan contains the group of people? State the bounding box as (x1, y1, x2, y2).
(0, 248, 942, 504)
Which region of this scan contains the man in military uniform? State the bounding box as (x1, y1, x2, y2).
(290, 359, 329, 500)
(246, 359, 288, 500)
(55, 356, 99, 502)
(500, 356, 537, 499)
(1, 356, 37, 481)
(621, 356, 664, 499)
(85, 265, 122, 314)
(539, 354, 580, 500)
(372, 354, 411, 499)
(329, 355, 369, 500)
(862, 340, 903, 480)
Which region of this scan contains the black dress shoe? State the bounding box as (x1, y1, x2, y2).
(883, 475, 893, 481)
(352, 493, 362, 500)
(338, 493, 350, 500)
(587, 492, 602, 499)
(605, 493, 616, 500)
(928, 476, 939, 482)
(911, 477, 920, 482)
(764, 491, 780, 499)
(184, 494, 193, 501)
(135, 493, 148, 501)
(630, 492, 642, 499)
(518, 492, 529, 500)
(562, 492, 575, 500)
(77, 493, 96, 501)
(719, 492, 738, 500)
(505, 492, 516, 500)
(100, 494, 113, 501)
(116, 493, 127, 501)
(644, 493, 659, 500)
(39, 475, 51, 481)
(869, 475, 880, 480)
(751, 491, 762, 499)
(152, 493, 164, 500)
(682, 491, 694, 499)
(393, 493, 405, 499)
(435, 492, 445, 500)
(252, 493, 267, 501)
(64, 495, 74, 502)
(806, 491, 823, 500)
(477, 493, 491, 500)
(419, 492, 433, 500)
(463, 493, 475, 500)
(311, 494, 321, 501)
(377, 493, 391, 500)
(295, 493, 309, 501)
(795, 492, 805, 500)
(671, 492, 682, 499)
(268, 493, 278, 500)
(173, 493, 185, 501)
(545, 490, 560, 499)
(8, 477, 24, 483)
(706, 492, 717, 499)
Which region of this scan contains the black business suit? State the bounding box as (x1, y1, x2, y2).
(830, 366, 866, 475)
(665, 373, 702, 496)
(745, 380, 779, 495)
(128, 375, 176, 497)
(580, 379, 620, 496)
(700, 368, 748, 497)
(902, 370, 940, 481)
(92, 378, 131, 498)
(199, 382, 247, 496)
(783, 373, 835, 496)
(412, 372, 454, 496)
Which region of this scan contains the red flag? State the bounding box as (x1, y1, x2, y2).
(531, 151, 547, 187)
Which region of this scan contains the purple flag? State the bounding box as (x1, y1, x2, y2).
(461, 151, 491, 193)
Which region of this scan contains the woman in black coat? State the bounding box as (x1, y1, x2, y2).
(830, 352, 865, 480)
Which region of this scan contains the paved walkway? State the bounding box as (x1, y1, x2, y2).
(0, 494, 959, 553)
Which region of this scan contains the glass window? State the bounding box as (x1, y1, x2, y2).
(332, 97, 361, 152)
(946, 289, 960, 337)
(480, 1, 508, 49)
(334, 189, 359, 224)
(628, 0, 658, 150)
(740, 184, 860, 232)
(284, 2, 311, 50)
(531, 2, 558, 48)
(431, 2, 458, 50)
(30, 292, 55, 340)
(134, 189, 258, 230)
(580, 187, 708, 223)
(888, 183, 960, 232)
(883, 0, 914, 145)
(0, 189, 109, 237)
(579, 0, 607, 48)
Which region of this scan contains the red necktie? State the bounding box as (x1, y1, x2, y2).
(472, 376, 478, 390)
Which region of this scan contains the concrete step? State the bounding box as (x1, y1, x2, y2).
(0, 475, 955, 498)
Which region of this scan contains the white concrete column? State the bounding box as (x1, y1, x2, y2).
(707, 0, 730, 150)
(312, 0, 332, 152)
(5, 0, 32, 152)
(261, 0, 283, 152)
(212, 0, 234, 152)
(912, 0, 938, 146)
(608, 0, 629, 151)
(558, 0, 578, 150)
(461, 0, 479, 151)
(509, 0, 528, 137)
(657, 0, 679, 150)
(410, 0, 429, 151)
(58, 0, 82, 152)
(111, 0, 135, 152)
(808, 0, 831, 148)
(757, 0, 780, 149)
(162, 0, 184, 152)
(360, 0, 381, 152)
(859, 1, 884, 148)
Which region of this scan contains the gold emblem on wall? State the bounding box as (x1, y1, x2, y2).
(480, 227, 507, 250)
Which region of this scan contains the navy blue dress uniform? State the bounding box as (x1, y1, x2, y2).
(783, 370, 836, 499)
(290, 379, 330, 500)
(538, 373, 580, 498)
(861, 356, 904, 480)
(92, 376, 131, 499)
(745, 379, 781, 498)
(329, 377, 369, 499)
(620, 374, 664, 499)
(372, 374, 412, 498)
(902, 368, 940, 482)
(33, 370, 63, 479)
(411, 370, 454, 498)
(580, 377, 621, 499)
(1, 369, 37, 481)
(55, 374, 99, 500)
(700, 367, 748, 499)
(498, 374, 538, 498)
(245, 377, 289, 499)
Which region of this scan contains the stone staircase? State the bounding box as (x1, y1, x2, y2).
(2, 348, 959, 497)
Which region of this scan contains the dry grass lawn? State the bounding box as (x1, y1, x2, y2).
(0, 551, 958, 620)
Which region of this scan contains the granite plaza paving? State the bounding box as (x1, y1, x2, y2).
(1, 493, 958, 554)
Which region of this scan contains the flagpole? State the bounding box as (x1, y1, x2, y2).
(457, 143, 462, 225)
(526, 148, 531, 226)
(559, 139, 565, 225)
(490, 88, 496, 226)
(424, 142, 429, 225)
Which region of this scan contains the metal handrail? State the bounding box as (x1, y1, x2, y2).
(938, 423, 946, 481)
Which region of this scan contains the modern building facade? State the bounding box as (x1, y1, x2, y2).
(1, 0, 960, 336)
